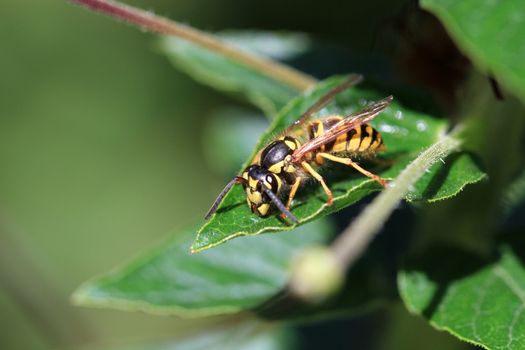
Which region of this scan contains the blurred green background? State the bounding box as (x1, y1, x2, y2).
(1, 1, 230, 348)
(0, 0, 471, 349)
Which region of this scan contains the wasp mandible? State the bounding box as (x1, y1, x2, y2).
(205, 75, 393, 223)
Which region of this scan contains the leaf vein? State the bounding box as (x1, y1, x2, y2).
(493, 265, 525, 306)
(471, 274, 496, 341)
(506, 304, 524, 349)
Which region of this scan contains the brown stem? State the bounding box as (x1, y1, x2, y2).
(70, 0, 317, 91)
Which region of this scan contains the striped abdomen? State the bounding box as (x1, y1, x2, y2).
(308, 117, 385, 164)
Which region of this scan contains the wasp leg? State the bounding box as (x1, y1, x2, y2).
(301, 161, 333, 205)
(286, 177, 302, 209)
(318, 152, 387, 187)
(279, 177, 302, 219)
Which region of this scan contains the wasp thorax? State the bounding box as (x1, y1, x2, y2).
(260, 136, 300, 174)
(241, 165, 282, 217)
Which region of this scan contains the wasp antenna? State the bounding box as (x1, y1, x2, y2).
(205, 176, 244, 220)
(262, 187, 299, 224)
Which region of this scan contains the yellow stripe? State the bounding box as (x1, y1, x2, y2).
(313, 121, 325, 152)
(284, 140, 297, 150)
(315, 121, 324, 138)
(347, 127, 361, 151)
(268, 161, 284, 174)
(257, 203, 270, 215)
(247, 189, 262, 204)
(331, 134, 348, 152)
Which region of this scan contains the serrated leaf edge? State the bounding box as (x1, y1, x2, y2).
(406, 172, 488, 203)
(71, 284, 244, 318)
(425, 172, 488, 203)
(397, 271, 490, 350)
(191, 177, 381, 253)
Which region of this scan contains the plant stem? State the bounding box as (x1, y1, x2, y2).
(331, 127, 463, 269)
(70, 0, 317, 91)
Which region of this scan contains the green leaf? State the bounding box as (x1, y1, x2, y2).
(217, 31, 311, 62)
(159, 31, 311, 116)
(203, 107, 268, 177)
(194, 75, 480, 252)
(101, 320, 294, 350)
(501, 167, 525, 215)
(72, 220, 333, 317)
(421, 0, 525, 102)
(399, 245, 525, 350)
(407, 151, 487, 202)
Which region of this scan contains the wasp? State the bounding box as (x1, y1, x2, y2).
(205, 75, 393, 223)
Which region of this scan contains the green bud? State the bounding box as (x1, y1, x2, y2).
(289, 246, 344, 303)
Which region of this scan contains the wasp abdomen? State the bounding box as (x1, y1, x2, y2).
(309, 118, 384, 165)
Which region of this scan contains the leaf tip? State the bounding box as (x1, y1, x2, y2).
(70, 283, 94, 307)
(189, 239, 208, 254)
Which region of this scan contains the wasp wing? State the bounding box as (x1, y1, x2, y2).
(283, 74, 363, 135)
(291, 95, 393, 161)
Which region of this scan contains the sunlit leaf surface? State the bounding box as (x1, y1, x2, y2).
(73, 220, 333, 316)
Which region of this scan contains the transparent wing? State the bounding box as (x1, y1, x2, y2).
(283, 74, 363, 135)
(291, 95, 393, 161)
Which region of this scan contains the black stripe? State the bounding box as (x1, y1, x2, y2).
(370, 128, 378, 148)
(309, 123, 318, 140)
(345, 128, 357, 151)
(361, 124, 370, 138)
(324, 119, 346, 152)
(358, 125, 368, 148)
(323, 117, 341, 129)
(324, 139, 336, 152)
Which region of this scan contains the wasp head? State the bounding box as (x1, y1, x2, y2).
(241, 165, 282, 217)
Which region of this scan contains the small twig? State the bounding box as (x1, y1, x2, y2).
(70, 0, 317, 91)
(331, 127, 463, 269)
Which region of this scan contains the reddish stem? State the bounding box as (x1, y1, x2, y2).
(70, 0, 317, 90)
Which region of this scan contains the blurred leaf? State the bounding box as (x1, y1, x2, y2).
(203, 107, 268, 177)
(421, 0, 525, 102)
(406, 152, 487, 202)
(219, 31, 311, 61)
(378, 303, 469, 350)
(194, 76, 485, 253)
(501, 167, 525, 215)
(72, 220, 333, 316)
(101, 320, 294, 350)
(159, 31, 312, 116)
(399, 245, 525, 350)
